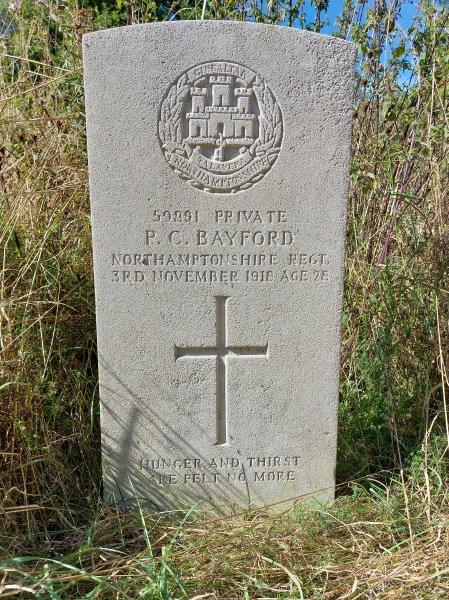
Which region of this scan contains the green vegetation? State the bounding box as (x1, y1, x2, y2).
(1, 0, 448, 597)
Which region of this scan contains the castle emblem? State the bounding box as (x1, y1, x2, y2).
(158, 62, 283, 193)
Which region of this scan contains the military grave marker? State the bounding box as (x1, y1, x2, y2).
(83, 21, 354, 510)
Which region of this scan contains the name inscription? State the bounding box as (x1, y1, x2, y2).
(108, 207, 332, 285)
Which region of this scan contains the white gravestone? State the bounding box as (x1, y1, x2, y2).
(83, 21, 354, 510)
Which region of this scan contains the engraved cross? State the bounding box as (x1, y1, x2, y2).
(175, 296, 268, 446)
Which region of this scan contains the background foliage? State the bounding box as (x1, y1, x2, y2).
(0, 0, 448, 597)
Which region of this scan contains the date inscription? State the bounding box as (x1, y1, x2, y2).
(108, 207, 333, 286)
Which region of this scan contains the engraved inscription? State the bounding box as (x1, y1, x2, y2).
(158, 61, 283, 193)
(175, 296, 268, 445)
(138, 455, 300, 486)
(108, 206, 333, 286)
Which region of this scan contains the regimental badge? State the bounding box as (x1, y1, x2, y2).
(158, 61, 283, 194)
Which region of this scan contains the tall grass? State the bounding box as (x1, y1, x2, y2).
(0, 0, 448, 597)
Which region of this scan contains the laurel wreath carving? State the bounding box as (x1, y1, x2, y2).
(158, 74, 191, 156)
(158, 69, 283, 193)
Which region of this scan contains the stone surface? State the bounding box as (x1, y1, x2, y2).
(83, 21, 354, 511)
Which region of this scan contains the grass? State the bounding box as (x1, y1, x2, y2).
(0, 0, 448, 597)
(1, 461, 449, 597)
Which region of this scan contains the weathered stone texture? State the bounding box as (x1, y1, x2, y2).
(83, 21, 354, 510)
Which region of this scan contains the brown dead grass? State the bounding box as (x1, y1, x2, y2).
(0, 1, 448, 598)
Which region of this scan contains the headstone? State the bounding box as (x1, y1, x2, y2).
(83, 21, 354, 511)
